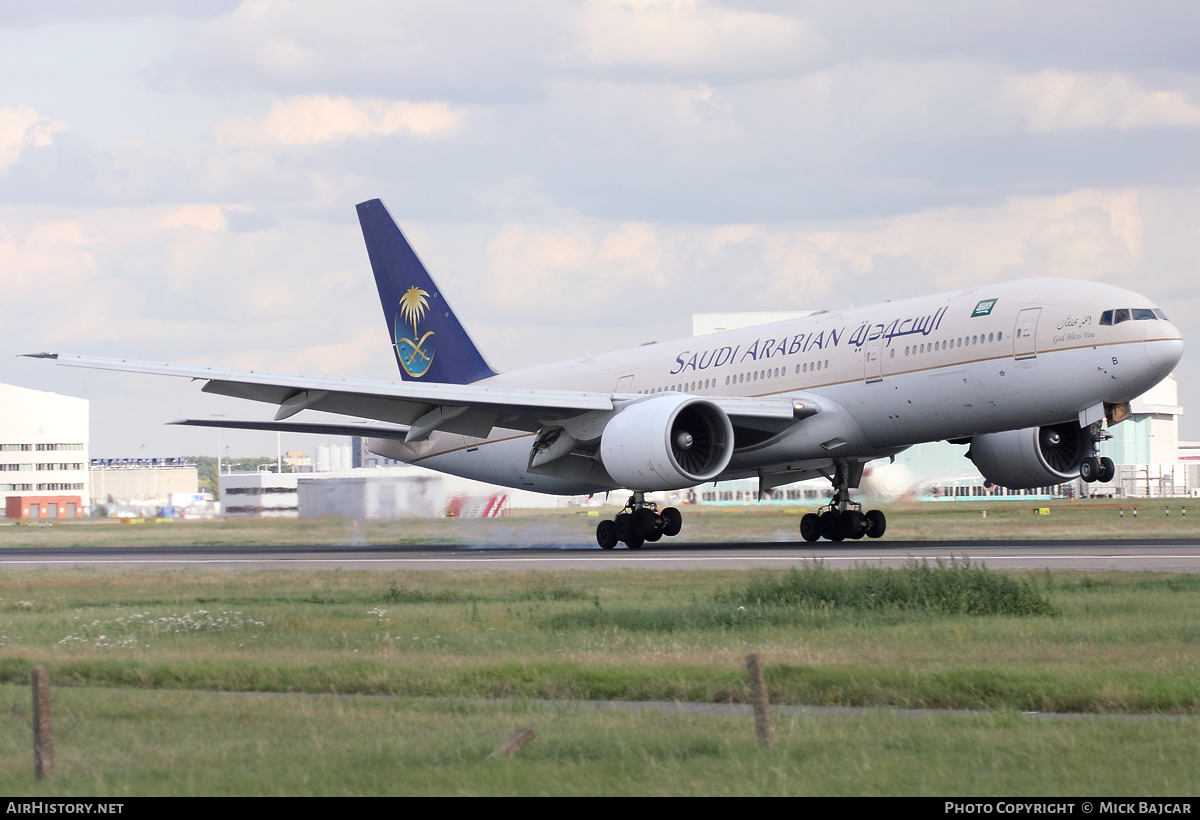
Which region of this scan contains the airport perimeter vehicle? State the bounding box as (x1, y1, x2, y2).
(27, 199, 1184, 547)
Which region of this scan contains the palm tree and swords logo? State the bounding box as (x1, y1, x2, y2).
(395, 286, 436, 377)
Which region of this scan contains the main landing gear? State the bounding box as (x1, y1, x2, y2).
(596, 492, 683, 549)
(799, 460, 887, 543)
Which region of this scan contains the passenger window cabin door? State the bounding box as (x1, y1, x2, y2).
(1013, 308, 1041, 360)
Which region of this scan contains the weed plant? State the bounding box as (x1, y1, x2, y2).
(731, 560, 1056, 616)
(547, 560, 1055, 633)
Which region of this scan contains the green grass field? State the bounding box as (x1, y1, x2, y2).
(0, 498, 1197, 548)
(0, 565, 1197, 794)
(1, 687, 1197, 796)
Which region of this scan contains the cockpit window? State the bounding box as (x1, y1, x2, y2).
(1105, 307, 1164, 325)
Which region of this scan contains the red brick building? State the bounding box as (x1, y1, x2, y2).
(5, 496, 83, 519)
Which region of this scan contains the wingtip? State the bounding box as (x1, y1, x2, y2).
(20, 352, 58, 359)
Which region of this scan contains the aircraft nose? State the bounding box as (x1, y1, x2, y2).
(1144, 323, 1183, 375)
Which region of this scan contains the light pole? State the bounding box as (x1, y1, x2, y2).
(212, 415, 225, 499)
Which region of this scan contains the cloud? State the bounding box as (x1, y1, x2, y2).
(166, 0, 826, 103)
(486, 222, 596, 306)
(166, 1, 565, 101)
(750, 189, 1151, 310)
(0, 1, 239, 28)
(570, 0, 826, 75)
(474, 188, 1160, 341)
(599, 222, 661, 273)
(997, 70, 1200, 132)
(160, 204, 227, 231)
(0, 105, 67, 171)
(215, 94, 466, 145)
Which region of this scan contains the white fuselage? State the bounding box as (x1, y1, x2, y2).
(368, 278, 1183, 494)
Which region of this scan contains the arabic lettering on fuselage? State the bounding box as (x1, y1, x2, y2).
(668, 306, 948, 376)
(1056, 314, 1092, 331)
(846, 306, 949, 351)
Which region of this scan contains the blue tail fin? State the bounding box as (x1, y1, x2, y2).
(357, 198, 497, 384)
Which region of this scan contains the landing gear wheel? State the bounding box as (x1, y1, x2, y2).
(800, 513, 821, 543)
(614, 513, 634, 542)
(840, 509, 866, 540)
(819, 510, 840, 541)
(660, 507, 683, 537)
(865, 509, 887, 539)
(632, 508, 659, 539)
(1080, 456, 1100, 483)
(1098, 457, 1116, 483)
(645, 529, 663, 543)
(596, 520, 618, 549)
(625, 535, 645, 549)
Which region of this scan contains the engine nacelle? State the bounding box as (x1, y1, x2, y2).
(968, 422, 1090, 490)
(600, 395, 734, 491)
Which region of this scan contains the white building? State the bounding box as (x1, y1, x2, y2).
(89, 458, 199, 505)
(315, 443, 353, 473)
(299, 462, 565, 517)
(298, 472, 446, 519)
(0, 383, 89, 516)
(219, 471, 299, 517)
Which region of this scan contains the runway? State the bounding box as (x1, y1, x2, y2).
(1, 539, 1199, 571)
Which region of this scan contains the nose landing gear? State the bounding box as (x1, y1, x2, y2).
(799, 460, 887, 543)
(596, 492, 684, 549)
(1079, 421, 1116, 485)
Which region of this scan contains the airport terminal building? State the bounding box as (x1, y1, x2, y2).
(0, 383, 89, 518)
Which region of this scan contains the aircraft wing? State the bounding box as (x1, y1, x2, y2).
(26, 353, 807, 441)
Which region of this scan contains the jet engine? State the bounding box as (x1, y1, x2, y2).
(967, 422, 1090, 490)
(600, 395, 735, 491)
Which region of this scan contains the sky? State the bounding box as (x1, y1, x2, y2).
(1, 0, 1198, 458)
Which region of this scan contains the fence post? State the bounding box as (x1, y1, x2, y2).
(746, 653, 775, 748)
(32, 666, 52, 779)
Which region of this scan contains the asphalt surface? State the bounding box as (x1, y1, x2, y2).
(1, 538, 1199, 571)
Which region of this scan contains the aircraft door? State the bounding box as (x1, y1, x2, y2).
(1013, 308, 1041, 360)
(864, 343, 883, 383)
(615, 375, 634, 393)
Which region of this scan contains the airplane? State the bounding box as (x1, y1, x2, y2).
(26, 198, 1184, 547)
